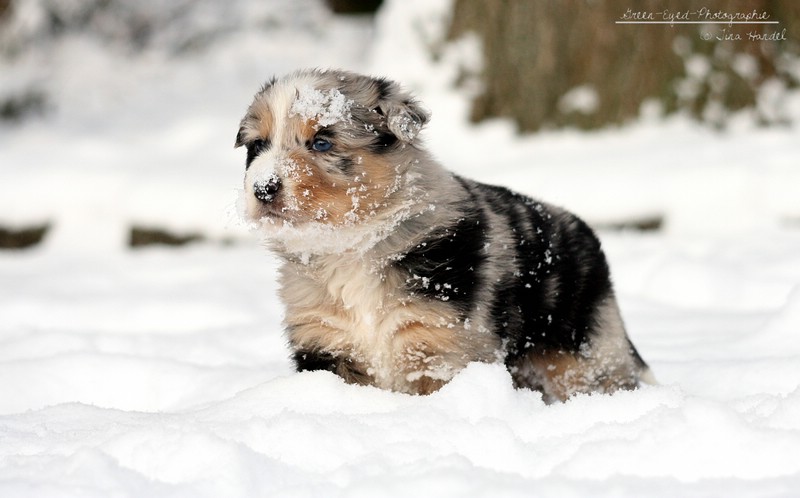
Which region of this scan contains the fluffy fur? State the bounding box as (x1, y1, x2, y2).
(235, 68, 654, 402)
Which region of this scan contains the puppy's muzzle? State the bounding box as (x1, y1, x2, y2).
(253, 176, 282, 203)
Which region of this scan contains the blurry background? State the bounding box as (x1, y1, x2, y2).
(1, 0, 798, 252)
(450, 1, 800, 131)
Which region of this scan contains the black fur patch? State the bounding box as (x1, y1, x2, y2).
(464, 182, 613, 360)
(245, 138, 271, 169)
(337, 156, 355, 174)
(235, 128, 246, 148)
(395, 194, 487, 313)
(314, 128, 336, 140)
(374, 77, 393, 101)
(293, 348, 371, 385)
(368, 131, 398, 153)
(294, 349, 340, 372)
(260, 76, 278, 93)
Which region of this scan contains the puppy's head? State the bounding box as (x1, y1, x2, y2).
(235, 69, 430, 236)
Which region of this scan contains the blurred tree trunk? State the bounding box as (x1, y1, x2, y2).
(448, 0, 800, 131)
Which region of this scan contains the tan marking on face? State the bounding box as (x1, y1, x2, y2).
(274, 150, 338, 222)
(254, 102, 274, 139)
(305, 151, 400, 225)
(239, 98, 275, 144)
(299, 117, 318, 141)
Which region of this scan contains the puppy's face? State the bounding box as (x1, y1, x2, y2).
(235, 69, 429, 230)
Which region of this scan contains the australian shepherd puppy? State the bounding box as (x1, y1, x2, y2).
(235, 68, 654, 403)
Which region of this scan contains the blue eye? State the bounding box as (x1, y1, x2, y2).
(312, 138, 333, 152)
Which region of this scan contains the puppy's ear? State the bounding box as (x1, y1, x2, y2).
(373, 78, 430, 143)
(381, 99, 430, 143)
(236, 76, 277, 148)
(234, 126, 246, 148)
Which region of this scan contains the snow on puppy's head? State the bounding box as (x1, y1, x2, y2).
(234, 69, 430, 255)
(290, 85, 352, 127)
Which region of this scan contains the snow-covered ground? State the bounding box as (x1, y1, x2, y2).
(1, 0, 800, 496)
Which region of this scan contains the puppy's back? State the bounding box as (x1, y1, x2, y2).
(396, 176, 652, 402)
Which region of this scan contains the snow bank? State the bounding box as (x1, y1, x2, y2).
(2, 234, 800, 496)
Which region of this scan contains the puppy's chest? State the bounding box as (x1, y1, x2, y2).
(282, 257, 464, 388)
(284, 258, 409, 348)
(324, 261, 398, 331)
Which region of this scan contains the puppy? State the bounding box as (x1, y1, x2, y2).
(235, 68, 654, 402)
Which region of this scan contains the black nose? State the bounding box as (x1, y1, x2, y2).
(253, 176, 281, 203)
